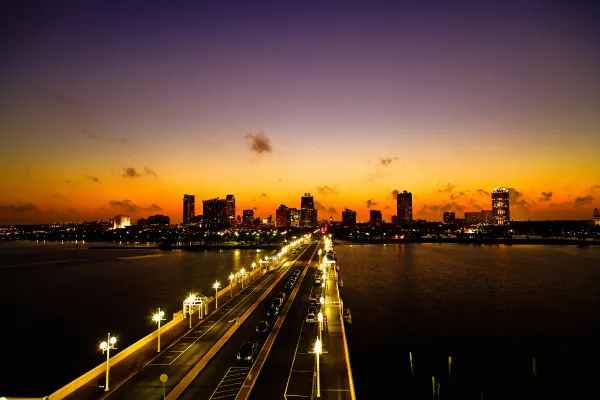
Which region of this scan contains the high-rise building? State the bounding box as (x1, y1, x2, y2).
(342, 209, 357, 228)
(137, 218, 148, 227)
(226, 194, 236, 228)
(148, 214, 170, 226)
(300, 193, 317, 228)
(203, 198, 228, 229)
(492, 188, 510, 225)
(391, 215, 397, 224)
(370, 209, 382, 226)
(113, 215, 131, 229)
(480, 210, 493, 224)
(183, 194, 195, 226)
(243, 210, 254, 226)
(465, 212, 481, 225)
(289, 208, 300, 227)
(396, 190, 413, 226)
(276, 204, 291, 228)
(443, 211, 456, 224)
(593, 208, 600, 225)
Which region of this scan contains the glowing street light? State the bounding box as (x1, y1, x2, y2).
(229, 273, 235, 297)
(251, 262, 257, 282)
(315, 338, 322, 398)
(318, 312, 323, 341)
(240, 268, 246, 289)
(153, 308, 166, 352)
(99, 333, 117, 391)
(213, 281, 221, 309)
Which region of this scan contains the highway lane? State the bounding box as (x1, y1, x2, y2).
(178, 242, 319, 400)
(99, 248, 304, 400)
(248, 246, 321, 400)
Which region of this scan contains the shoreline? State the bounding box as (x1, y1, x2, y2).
(334, 238, 600, 246)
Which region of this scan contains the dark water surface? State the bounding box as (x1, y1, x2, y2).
(336, 243, 600, 399)
(0, 241, 269, 396)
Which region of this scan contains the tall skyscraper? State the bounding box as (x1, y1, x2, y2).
(396, 190, 413, 226)
(492, 188, 510, 225)
(342, 209, 357, 228)
(148, 214, 170, 226)
(203, 197, 228, 229)
(289, 208, 300, 227)
(183, 194, 195, 225)
(226, 194, 236, 228)
(243, 209, 254, 226)
(276, 204, 291, 228)
(593, 208, 600, 225)
(443, 211, 456, 224)
(300, 193, 317, 227)
(369, 209, 382, 226)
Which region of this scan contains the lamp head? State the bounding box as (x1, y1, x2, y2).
(109, 336, 117, 345)
(100, 341, 107, 350)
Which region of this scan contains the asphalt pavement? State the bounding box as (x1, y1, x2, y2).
(178, 242, 319, 400)
(248, 246, 321, 400)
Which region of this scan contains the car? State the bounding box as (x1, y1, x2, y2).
(237, 342, 259, 364)
(305, 312, 316, 323)
(285, 282, 294, 289)
(293, 269, 301, 275)
(267, 305, 280, 316)
(275, 292, 286, 300)
(256, 320, 270, 333)
(309, 295, 317, 302)
(314, 277, 322, 284)
(308, 299, 317, 308)
(307, 305, 316, 315)
(272, 298, 283, 309)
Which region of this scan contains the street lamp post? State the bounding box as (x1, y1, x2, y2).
(315, 338, 322, 398)
(251, 262, 256, 282)
(213, 281, 221, 309)
(229, 273, 234, 297)
(318, 248, 322, 264)
(240, 268, 246, 289)
(318, 312, 323, 342)
(99, 333, 117, 391)
(153, 308, 166, 352)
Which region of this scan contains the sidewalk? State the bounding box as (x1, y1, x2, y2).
(319, 264, 354, 400)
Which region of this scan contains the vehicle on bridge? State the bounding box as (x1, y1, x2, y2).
(267, 305, 280, 316)
(305, 312, 316, 323)
(256, 321, 270, 333)
(237, 342, 259, 364)
(275, 291, 286, 301)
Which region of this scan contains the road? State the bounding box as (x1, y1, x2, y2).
(178, 242, 319, 400)
(90, 245, 307, 400)
(247, 246, 322, 400)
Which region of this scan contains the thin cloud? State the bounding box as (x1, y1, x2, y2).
(327, 207, 337, 214)
(574, 195, 593, 206)
(436, 183, 456, 193)
(314, 201, 327, 212)
(109, 200, 139, 213)
(245, 132, 273, 154)
(252, 206, 258, 211)
(390, 189, 399, 199)
(148, 204, 163, 211)
(316, 185, 339, 196)
(379, 157, 398, 167)
(67, 208, 78, 214)
(122, 168, 141, 178)
(539, 192, 553, 202)
(260, 193, 268, 197)
(144, 167, 157, 177)
(476, 189, 490, 196)
(450, 192, 465, 200)
(0, 203, 40, 213)
(507, 188, 530, 207)
(85, 175, 99, 183)
(417, 202, 465, 215)
(366, 199, 378, 209)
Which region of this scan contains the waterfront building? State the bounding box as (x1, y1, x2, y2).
(594, 208, 600, 225)
(481, 210, 493, 224)
(226, 194, 236, 227)
(443, 211, 456, 224)
(391, 215, 397, 224)
(301, 193, 317, 227)
(289, 208, 300, 227)
(113, 215, 131, 229)
(148, 214, 170, 226)
(276, 204, 291, 228)
(370, 210, 382, 227)
(465, 212, 482, 225)
(396, 190, 413, 226)
(136, 218, 148, 227)
(342, 209, 357, 228)
(183, 194, 195, 226)
(203, 198, 228, 229)
(243, 209, 254, 226)
(492, 188, 510, 225)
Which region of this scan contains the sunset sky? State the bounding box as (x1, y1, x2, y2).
(1, 1, 599, 224)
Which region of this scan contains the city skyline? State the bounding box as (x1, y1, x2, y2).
(1, 1, 599, 224)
